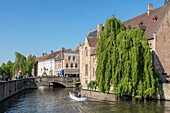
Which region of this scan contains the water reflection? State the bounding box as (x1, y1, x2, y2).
(0, 87, 170, 113)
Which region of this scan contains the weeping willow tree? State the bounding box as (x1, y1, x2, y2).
(96, 17, 159, 99)
(13, 52, 27, 76)
(96, 17, 125, 93)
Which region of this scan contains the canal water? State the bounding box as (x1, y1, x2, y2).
(0, 87, 170, 113)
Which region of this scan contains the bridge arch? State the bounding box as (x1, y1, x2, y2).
(52, 82, 67, 88)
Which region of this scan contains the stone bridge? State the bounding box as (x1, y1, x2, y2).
(24, 76, 80, 88)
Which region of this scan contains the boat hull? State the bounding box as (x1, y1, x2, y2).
(69, 92, 87, 101)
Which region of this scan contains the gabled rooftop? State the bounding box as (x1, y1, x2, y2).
(124, 3, 170, 39)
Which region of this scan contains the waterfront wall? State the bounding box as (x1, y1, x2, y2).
(82, 83, 170, 101)
(160, 83, 170, 100)
(0, 78, 37, 102)
(81, 89, 116, 101)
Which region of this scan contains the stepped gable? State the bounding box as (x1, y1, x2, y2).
(87, 38, 98, 47)
(55, 48, 72, 61)
(91, 43, 98, 56)
(124, 4, 169, 39)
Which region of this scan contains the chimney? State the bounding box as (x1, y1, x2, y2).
(42, 53, 45, 56)
(165, 0, 170, 4)
(147, 4, 153, 16)
(62, 47, 65, 52)
(97, 23, 103, 37)
(51, 50, 53, 54)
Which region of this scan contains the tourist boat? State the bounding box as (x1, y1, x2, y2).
(69, 91, 87, 101)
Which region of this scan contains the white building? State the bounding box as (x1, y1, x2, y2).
(36, 51, 60, 76)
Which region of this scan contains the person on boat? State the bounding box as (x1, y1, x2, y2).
(77, 92, 81, 97)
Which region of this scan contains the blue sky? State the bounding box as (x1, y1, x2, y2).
(0, 0, 164, 65)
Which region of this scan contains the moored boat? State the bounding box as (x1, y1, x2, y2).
(69, 91, 87, 101)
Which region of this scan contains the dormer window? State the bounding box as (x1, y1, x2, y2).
(139, 21, 143, 26)
(152, 15, 158, 23)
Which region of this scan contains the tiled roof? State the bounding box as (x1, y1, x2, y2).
(35, 51, 60, 61)
(87, 30, 97, 38)
(87, 37, 98, 47)
(35, 54, 50, 62)
(124, 4, 170, 39)
(46, 51, 60, 60)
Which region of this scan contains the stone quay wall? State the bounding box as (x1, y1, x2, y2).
(81, 89, 116, 101)
(82, 83, 170, 101)
(0, 78, 36, 102)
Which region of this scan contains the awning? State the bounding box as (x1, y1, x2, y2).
(64, 69, 79, 74)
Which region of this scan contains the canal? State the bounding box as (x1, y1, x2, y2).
(0, 87, 170, 113)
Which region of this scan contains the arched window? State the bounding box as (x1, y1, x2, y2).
(85, 47, 88, 56)
(68, 56, 71, 61)
(73, 56, 75, 61)
(75, 63, 78, 68)
(66, 63, 69, 68)
(70, 63, 73, 68)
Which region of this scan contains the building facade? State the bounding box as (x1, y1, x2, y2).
(55, 48, 80, 77)
(124, 2, 170, 82)
(35, 51, 60, 76)
(80, 2, 170, 89)
(79, 24, 102, 89)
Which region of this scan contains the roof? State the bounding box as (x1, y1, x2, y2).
(87, 37, 98, 47)
(35, 51, 60, 62)
(35, 54, 50, 62)
(124, 4, 170, 39)
(87, 30, 97, 38)
(46, 51, 60, 60)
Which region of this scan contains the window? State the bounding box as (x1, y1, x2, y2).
(93, 67, 95, 79)
(70, 63, 73, 68)
(85, 64, 88, 76)
(73, 56, 75, 61)
(85, 47, 88, 56)
(66, 63, 69, 68)
(75, 63, 78, 68)
(85, 80, 88, 84)
(68, 56, 71, 61)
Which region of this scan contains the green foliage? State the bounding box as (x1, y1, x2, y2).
(13, 52, 27, 76)
(96, 17, 159, 99)
(26, 54, 35, 77)
(0, 53, 35, 78)
(87, 80, 98, 90)
(96, 17, 125, 93)
(0, 61, 13, 77)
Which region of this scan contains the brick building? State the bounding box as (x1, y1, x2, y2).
(80, 1, 170, 89)
(55, 47, 80, 77)
(79, 24, 102, 89)
(124, 2, 170, 82)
